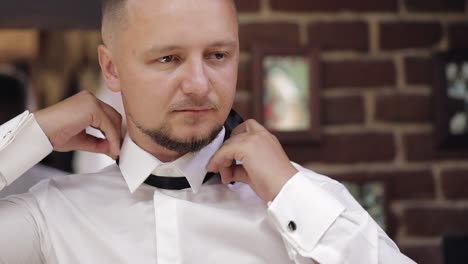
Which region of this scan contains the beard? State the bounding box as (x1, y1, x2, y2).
(137, 123, 223, 154)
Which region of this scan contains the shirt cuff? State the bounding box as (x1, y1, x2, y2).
(267, 172, 345, 256)
(0, 112, 53, 189)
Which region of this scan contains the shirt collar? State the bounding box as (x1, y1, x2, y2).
(119, 128, 225, 194)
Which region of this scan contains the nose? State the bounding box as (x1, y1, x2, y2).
(180, 58, 210, 97)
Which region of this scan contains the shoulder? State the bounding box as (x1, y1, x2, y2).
(29, 164, 129, 203)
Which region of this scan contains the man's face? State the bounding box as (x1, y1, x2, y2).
(108, 0, 239, 153)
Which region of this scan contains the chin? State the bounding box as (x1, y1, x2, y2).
(176, 124, 221, 141)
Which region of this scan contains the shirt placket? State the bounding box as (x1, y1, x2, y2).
(154, 189, 180, 264)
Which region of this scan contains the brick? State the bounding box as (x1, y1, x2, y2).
(270, 0, 398, 12)
(448, 23, 468, 50)
(237, 59, 251, 91)
(283, 132, 395, 164)
(375, 94, 432, 123)
(323, 60, 396, 88)
(401, 245, 443, 264)
(404, 206, 468, 236)
(404, 132, 468, 162)
(234, 0, 260, 12)
(322, 96, 365, 125)
(239, 23, 300, 51)
(330, 170, 435, 200)
(441, 169, 468, 199)
(405, 0, 466, 13)
(380, 22, 443, 50)
(405, 57, 433, 85)
(386, 170, 435, 200)
(308, 21, 369, 51)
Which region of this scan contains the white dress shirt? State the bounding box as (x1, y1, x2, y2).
(0, 112, 416, 264)
(0, 164, 67, 198)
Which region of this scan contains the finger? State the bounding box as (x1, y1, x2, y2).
(206, 144, 240, 173)
(231, 165, 250, 184)
(219, 165, 250, 186)
(99, 101, 123, 155)
(93, 107, 121, 158)
(97, 100, 122, 131)
(230, 119, 264, 136)
(230, 121, 247, 136)
(67, 132, 116, 159)
(219, 166, 233, 184)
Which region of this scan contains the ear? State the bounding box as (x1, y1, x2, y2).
(98, 44, 121, 92)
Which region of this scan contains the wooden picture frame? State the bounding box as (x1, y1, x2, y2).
(332, 174, 391, 234)
(433, 49, 468, 149)
(252, 44, 321, 143)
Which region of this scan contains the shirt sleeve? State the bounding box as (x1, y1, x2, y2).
(0, 194, 46, 264)
(267, 169, 417, 264)
(0, 112, 53, 190)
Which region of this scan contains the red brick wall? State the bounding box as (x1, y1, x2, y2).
(233, 0, 468, 263)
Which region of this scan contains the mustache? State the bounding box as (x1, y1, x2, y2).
(169, 98, 218, 111)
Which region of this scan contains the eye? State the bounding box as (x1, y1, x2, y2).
(215, 53, 225, 60)
(158, 55, 176, 63)
(211, 52, 226, 60)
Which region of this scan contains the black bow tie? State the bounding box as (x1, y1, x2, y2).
(117, 110, 244, 190)
(144, 172, 218, 190)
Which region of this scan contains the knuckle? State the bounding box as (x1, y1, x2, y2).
(78, 90, 93, 101)
(78, 91, 98, 109)
(245, 119, 257, 126)
(270, 133, 281, 144)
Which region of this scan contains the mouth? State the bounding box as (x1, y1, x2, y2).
(173, 108, 213, 116)
(174, 107, 211, 112)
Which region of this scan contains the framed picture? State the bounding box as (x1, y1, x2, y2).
(433, 49, 468, 149)
(332, 174, 389, 232)
(342, 180, 387, 229)
(252, 44, 321, 143)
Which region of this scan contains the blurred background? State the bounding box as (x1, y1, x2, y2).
(0, 0, 468, 263)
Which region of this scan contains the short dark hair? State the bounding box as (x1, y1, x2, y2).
(101, 0, 128, 45)
(101, 0, 127, 26)
(101, 0, 237, 45)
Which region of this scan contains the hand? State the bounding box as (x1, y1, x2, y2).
(34, 90, 122, 160)
(206, 119, 298, 201)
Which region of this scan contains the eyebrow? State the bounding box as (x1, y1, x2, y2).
(207, 40, 238, 49)
(143, 40, 238, 57)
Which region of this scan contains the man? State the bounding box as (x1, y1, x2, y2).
(0, 0, 415, 263)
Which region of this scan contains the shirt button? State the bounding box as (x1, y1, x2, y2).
(288, 221, 297, 232)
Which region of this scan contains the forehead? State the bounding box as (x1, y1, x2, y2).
(121, 0, 238, 50)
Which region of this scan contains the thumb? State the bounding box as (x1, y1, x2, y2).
(219, 165, 250, 185)
(67, 132, 118, 159)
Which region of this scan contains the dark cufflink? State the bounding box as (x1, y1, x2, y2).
(288, 221, 297, 232)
